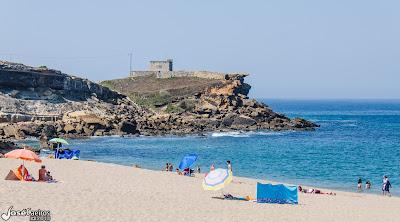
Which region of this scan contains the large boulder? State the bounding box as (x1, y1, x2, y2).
(0, 140, 20, 154)
(231, 115, 257, 127)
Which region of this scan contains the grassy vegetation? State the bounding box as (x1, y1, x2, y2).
(100, 75, 222, 111)
(178, 99, 196, 112)
(128, 91, 171, 109)
(100, 80, 116, 91)
(165, 104, 184, 113)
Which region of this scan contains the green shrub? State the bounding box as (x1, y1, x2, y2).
(166, 104, 184, 113)
(178, 99, 196, 111)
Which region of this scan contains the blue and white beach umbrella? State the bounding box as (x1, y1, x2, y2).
(178, 154, 198, 170)
(202, 168, 233, 191)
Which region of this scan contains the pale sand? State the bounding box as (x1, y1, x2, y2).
(1, 159, 399, 222)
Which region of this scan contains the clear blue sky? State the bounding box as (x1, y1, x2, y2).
(1, 0, 399, 99)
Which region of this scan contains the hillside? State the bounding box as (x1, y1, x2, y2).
(101, 74, 224, 109)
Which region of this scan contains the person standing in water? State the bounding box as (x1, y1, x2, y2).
(365, 180, 371, 190)
(357, 178, 362, 191)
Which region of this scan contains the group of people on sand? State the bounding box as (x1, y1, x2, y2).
(164, 159, 232, 176)
(12, 164, 54, 182)
(357, 176, 392, 196)
(164, 163, 174, 172)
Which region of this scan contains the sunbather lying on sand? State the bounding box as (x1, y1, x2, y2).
(298, 186, 336, 195)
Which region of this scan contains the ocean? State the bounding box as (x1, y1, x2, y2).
(26, 99, 400, 195)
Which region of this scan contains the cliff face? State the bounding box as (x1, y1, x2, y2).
(0, 61, 122, 103)
(0, 61, 146, 142)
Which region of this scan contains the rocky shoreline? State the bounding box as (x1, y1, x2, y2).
(0, 60, 318, 150)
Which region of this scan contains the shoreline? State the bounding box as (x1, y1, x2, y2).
(2, 158, 399, 222)
(6, 134, 395, 198)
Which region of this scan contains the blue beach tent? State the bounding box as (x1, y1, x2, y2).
(256, 183, 298, 204)
(178, 154, 198, 170)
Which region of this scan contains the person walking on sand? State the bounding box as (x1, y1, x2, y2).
(382, 176, 392, 196)
(357, 178, 362, 191)
(227, 160, 232, 172)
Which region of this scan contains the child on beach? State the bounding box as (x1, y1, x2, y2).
(175, 168, 182, 175)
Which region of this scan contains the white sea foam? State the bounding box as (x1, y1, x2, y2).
(211, 132, 250, 137)
(211, 131, 284, 138)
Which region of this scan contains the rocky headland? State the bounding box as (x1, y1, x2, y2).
(0, 60, 318, 150)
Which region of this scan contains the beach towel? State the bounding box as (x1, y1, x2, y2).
(256, 183, 298, 204)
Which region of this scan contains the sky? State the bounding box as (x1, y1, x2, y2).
(0, 0, 399, 99)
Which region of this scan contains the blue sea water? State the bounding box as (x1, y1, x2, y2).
(27, 99, 400, 195)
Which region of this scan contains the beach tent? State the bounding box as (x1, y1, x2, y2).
(4, 170, 20, 181)
(256, 183, 298, 204)
(178, 154, 198, 171)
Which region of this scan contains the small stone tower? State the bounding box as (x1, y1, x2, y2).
(149, 59, 173, 72)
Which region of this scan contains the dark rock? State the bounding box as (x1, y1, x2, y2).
(232, 115, 257, 127)
(119, 121, 138, 134)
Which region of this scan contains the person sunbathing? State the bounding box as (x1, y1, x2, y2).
(38, 165, 54, 182)
(175, 168, 183, 175)
(298, 186, 336, 195)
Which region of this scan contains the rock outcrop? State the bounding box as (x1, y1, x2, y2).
(0, 61, 146, 141)
(132, 74, 318, 135)
(0, 60, 318, 142)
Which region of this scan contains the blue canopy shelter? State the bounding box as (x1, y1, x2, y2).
(256, 183, 298, 204)
(178, 154, 198, 171)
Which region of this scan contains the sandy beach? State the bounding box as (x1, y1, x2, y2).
(0, 158, 399, 222)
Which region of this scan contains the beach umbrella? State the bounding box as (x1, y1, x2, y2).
(178, 154, 198, 170)
(49, 138, 69, 145)
(4, 148, 42, 163)
(202, 168, 233, 191)
(49, 138, 69, 159)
